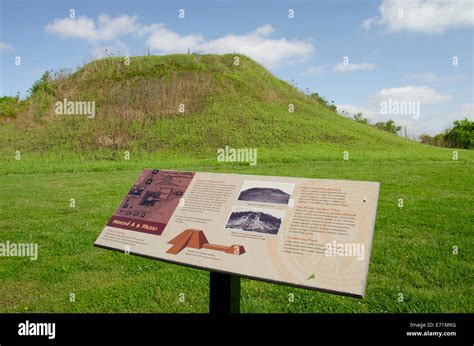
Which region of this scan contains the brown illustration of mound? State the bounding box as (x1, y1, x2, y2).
(166, 229, 245, 255)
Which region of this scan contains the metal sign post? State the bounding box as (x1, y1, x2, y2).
(209, 271, 241, 314)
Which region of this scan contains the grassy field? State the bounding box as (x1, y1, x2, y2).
(0, 150, 472, 313)
(0, 54, 472, 313)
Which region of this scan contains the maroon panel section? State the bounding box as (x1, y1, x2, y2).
(106, 169, 195, 236)
(107, 215, 167, 235)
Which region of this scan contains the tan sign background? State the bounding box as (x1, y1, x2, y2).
(95, 170, 380, 298)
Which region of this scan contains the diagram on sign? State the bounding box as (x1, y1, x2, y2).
(166, 229, 246, 255)
(106, 170, 194, 235)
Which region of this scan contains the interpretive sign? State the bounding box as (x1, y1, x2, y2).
(94, 169, 380, 298)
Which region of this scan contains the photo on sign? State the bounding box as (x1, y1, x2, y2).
(237, 180, 295, 205)
(225, 206, 285, 235)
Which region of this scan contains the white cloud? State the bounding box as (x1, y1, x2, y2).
(146, 25, 204, 53)
(406, 72, 465, 83)
(144, 23, 314, 67)
(0, 42, 13, 52)
(375, 86, 453, 103)
(253, 24, 274, 36)
(45, 15, 314, 68)
(45, 15, 139, 41)
(363, 0, 474, 34)
(337, 104, 378, 118)
(191, 25, 314, 68)
(334, 62, 377, 72)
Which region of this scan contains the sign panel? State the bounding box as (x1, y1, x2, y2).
(94, 169, 380, 297)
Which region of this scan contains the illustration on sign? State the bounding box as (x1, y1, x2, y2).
(166, 229, 246, 255)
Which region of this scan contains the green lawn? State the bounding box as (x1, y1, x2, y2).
(1, 152, 472, 313)
(0, 54, 472, 313)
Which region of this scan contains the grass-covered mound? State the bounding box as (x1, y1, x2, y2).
(1, 54, 431, 159)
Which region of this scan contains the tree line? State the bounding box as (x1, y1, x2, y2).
(340, 108, 472, 149)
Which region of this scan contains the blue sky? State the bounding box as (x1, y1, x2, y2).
(1, 0, 473, 136)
